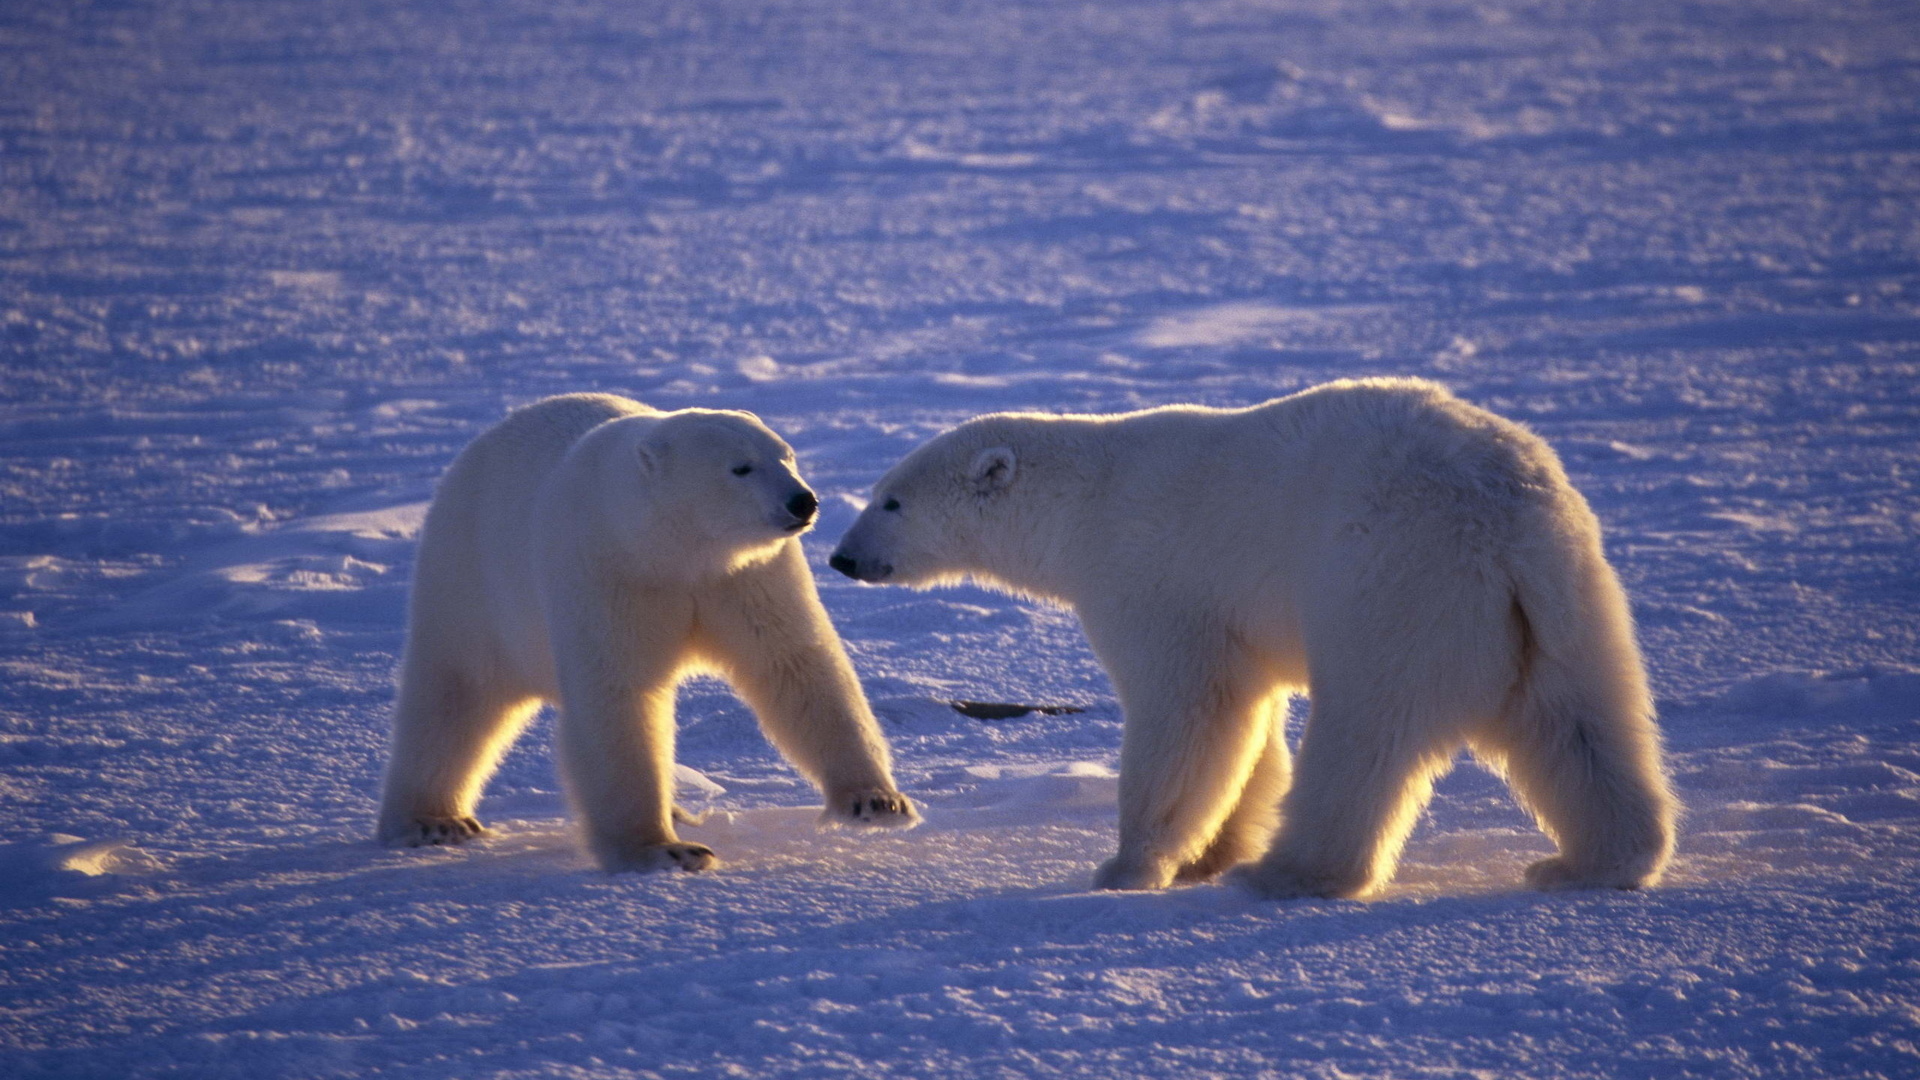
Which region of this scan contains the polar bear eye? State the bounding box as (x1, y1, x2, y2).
(732, 465, 753, 476)
(882, 497, 901, 512)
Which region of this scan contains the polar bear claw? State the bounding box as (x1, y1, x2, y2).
(823, 789, 920, 829)
(391, 815, 487, 847)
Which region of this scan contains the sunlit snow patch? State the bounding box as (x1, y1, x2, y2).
(895, 138, 1039, 169)
(671, 763, 727, 823)
(956, 761, 1119, 813)
(103, 502, 426, 627)
(1137, 301, 1372, 349)
(1702, 666, 1920, 722)
(0, 835, 167, 908)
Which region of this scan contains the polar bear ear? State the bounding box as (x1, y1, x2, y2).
(968, 446, 1017, 494)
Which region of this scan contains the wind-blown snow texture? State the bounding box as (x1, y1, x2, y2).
(3, 1, 1918, 1076)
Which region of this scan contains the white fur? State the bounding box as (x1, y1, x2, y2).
(832, 378, 1677, 898)
(377, 393, 916, 873)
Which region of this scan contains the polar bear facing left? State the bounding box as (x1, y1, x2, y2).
(832, 379, 1675, 899)
(376, 394, 917, 872)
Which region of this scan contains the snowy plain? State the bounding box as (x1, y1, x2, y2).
(3, 0, 1919, 1076)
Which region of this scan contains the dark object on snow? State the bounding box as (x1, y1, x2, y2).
(950, 700, 1085, 721)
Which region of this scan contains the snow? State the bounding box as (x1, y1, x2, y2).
(3, 0, 1918, 1076)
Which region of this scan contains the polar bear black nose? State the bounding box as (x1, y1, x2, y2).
(787, 490, 818, 521)
(829, 552, 892, 582)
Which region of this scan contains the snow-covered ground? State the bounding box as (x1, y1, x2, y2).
(4, 0, 1918, 1076)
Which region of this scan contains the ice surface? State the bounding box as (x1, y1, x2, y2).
(3, 0, 1917, 1076)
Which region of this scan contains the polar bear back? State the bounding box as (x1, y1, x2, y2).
(1088, 381, 1560, 529)
(1088, 383, 1607, 703)
(941, 380, 1575, 616)
(407, 394, 657, 694)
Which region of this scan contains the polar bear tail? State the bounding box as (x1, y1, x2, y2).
(1492, 500, 1679, 891)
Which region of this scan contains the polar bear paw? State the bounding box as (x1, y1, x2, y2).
(1174, 838, 1262, 883)
(1092, 853, 1175, 892)
(821, 789, 920, 830)
(389, 815, 487, 847)
(603, 842, 719, 874)
(1524, 856, 1646, 892)
(1224, 861, 1360, 900)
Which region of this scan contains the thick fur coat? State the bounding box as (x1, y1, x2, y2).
(832, 378, 1676, 898)
(378, 394, 916, 873)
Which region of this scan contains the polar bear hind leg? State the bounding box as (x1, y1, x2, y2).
(1467, 676, 1675, 890)
(1233, 506, 1676, 898)
(1478, 604, 1676, 888)
(377, 657, 540, 846)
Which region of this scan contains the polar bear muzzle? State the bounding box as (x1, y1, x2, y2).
(783, 489, 819, 531)
(828, 550, 892, 582)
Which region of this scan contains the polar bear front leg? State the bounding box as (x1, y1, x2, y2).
(549, 587, 716, 874)
(1175, 697, 1291, 883)
(694, 544, 918, 830)
(1229, 688, 1458, 900)
(1086, 614, 1276, 891)
(556, 674, 717, 873)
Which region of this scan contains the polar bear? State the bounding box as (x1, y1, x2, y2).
(831, 377, 1676, 899)
(376, 394, 917, 873)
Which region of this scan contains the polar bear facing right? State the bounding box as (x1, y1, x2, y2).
(831, 377, 1676, 898)
(377, 394, 916, 873)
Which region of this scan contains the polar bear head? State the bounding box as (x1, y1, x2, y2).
(830, 413, 1075, 598)
(576, 408, 819, 576)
